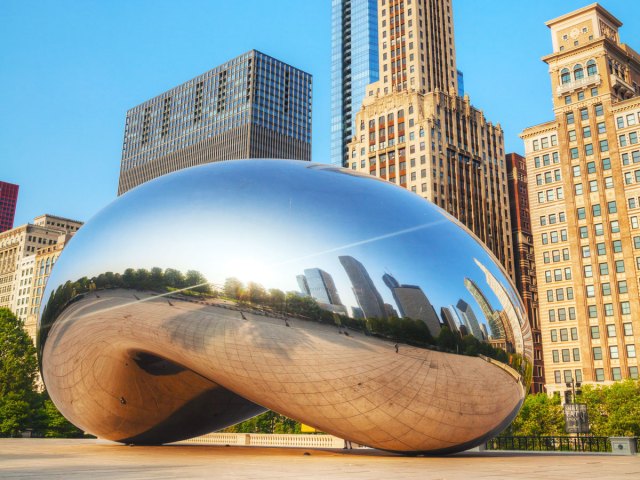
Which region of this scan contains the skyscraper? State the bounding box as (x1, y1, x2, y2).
(522, 4, 640, 397)
(382, 273, 441, 336)
(302, 268, 344, 306)
(339, 255, 386, 319)
(455, 299, 483, 341)
(331, 0, 379, 166)
(0, 181, 19, 233)
(118, 50, 312, 194)
(506, 152, 545, 393)
(344, 0, 514, 278)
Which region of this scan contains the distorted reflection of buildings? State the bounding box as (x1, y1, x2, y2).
(382, 273, 441, 337)
(339, 255, 387, 319)
(464, 277, 506, 339)
(440, 306, 466, 335)
(297, 268, 348, 316)
(474, 258, 532, 360)
(455, 299, 484, 341)
(296, 275, 309, 297)
(383, 303, 398, 318)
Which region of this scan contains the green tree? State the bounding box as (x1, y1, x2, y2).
(247, 282, 266, 305)
(224, 411, 301, 434)
(436, 326, 459, 351)
(0, 308, 38, 400)
(163, 268, 185, 289)
(185, 270, 211, 294)
(224, 277, 244, 299)
(268, 289, 286, 311)
(39, 399, 83, 438)
(503, 393, 565, 436)
(579, 380, 640, 436)
(0, 308, 38, 436)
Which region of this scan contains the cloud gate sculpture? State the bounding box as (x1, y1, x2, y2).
(38, 160, 532, 454)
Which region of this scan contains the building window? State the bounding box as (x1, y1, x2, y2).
(594, 104, 604, 117)
(627, 345, 636, 358)
(624, 323, 634, 336)
(580, 108, 589, 121)
(595, 368, 605, 381)
(591, 326, 600, 339)
(560, 68, 571, 84)
(593, 346, 602, 360)
(611, 367, 622, 381)
(621, 301, 631, 315)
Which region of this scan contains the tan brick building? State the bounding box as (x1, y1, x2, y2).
(0, 215, 82, 338)
(346, 0, 514, 278)
(24, 233, 75, 340)
(521, 4, 640, 398)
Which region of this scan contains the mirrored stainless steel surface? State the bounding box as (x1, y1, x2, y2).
(38, 159, 532, 453)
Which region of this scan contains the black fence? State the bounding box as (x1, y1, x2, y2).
(487, 436, 611, 453)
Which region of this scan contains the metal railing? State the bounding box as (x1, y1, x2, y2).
(487, 436, 611, 453)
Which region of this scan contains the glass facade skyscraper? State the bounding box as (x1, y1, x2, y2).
(331, 0, 379, 166)
(118, 50, 312, 194)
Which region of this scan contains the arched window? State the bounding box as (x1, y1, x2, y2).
(561, 68, 571, 84)
(587, 60, 597, 76)
(574, 64, 584, 80)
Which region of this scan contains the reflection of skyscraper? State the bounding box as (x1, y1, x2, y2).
(474, 258, 532, 361)
(456, 299, 483, 341)
(440, 306, 460, 334)
(297, 274, 310, 296)
(384, 303, 398, 318)
(339, 256, 386, 319)
(383, 273, 441, 337)
(464, 277, 505, 340)
(303, 268, 343, 306)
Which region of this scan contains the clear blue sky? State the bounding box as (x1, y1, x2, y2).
(2, 1, 638, 227)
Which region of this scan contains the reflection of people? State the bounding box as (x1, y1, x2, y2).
(343, 439, 352, 449)
(394, 343, 399, 353)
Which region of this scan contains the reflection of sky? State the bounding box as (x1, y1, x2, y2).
(44, 160, 522, 333)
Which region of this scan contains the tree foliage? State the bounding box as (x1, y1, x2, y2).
(503, 393, 565, 436)
(0, 308, 82, 438)
(578, 380, 640, 437)
(502, 381, 640, 438)
(223, 411, 301, 434)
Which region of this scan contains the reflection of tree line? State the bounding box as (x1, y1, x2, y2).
(221, 278, 517, 364)
(39, 268, 519, 370)
(38, 267, 212, 359)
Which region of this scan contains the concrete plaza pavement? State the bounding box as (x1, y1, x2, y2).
(1, 439, 639, 479)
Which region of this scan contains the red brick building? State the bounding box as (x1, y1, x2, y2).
(506, 153, 545, 393)
(0, 181, 19, 233)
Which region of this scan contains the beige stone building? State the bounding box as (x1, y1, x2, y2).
(346, 0, 513, 277)
(521, 4, 640, 399)
(24, 233, 75, 340)
(0, 215, 82, 339)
